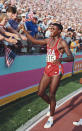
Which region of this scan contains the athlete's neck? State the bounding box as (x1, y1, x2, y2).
(50, 35, 60, 41)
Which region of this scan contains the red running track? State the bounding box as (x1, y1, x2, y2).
(29, 92, 82, 131)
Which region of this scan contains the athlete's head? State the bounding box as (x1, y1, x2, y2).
(49, 23, 63, 37)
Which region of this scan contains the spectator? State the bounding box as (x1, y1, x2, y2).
(6, 6, 27, 54)
(6, 6, 18, 30)
(0, 0, 81, 55)
(62, 28, 74, 48)
(0, 0, 4, 13)
(0, 13, 18, 43)
(70, 39, 80, 55)
(0, 13, 17, 56)
(25, 14, 40, 53)
(25, 15, 38, 37)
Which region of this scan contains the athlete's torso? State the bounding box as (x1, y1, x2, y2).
(46, 38, 62, 63)
(44, 38, 64, 76)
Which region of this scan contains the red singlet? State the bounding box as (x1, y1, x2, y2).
(44, 38, 64, 77)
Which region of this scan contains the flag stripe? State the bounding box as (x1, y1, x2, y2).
(5, 47, 16, 67)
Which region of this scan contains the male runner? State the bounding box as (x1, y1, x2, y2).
(22, 23, 74, 128)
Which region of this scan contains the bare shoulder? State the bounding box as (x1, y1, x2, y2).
(60, 38, 68, 48)
(60, 38, 72, 56)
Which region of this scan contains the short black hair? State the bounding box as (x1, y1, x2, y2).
(50, 23, 63, 31)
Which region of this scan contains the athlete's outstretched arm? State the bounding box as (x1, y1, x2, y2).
(22, 27, 47, 45)
(60, 40, 74, 62)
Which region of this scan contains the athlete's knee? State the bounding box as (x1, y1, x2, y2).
(38, 90, 44, 97)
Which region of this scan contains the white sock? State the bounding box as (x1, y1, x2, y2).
(49, 104, 50, 109)
(48, 116, 53, 122)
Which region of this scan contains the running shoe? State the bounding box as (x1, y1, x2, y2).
(73, 119, 82, 126)
(44, 117, 53, 128)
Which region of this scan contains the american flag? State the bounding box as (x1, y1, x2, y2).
(5, 47, 16, 67)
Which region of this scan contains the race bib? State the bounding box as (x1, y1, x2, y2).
(46, 49, 56, 62)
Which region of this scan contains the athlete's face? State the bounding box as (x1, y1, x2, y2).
(49, 25, 60, 37)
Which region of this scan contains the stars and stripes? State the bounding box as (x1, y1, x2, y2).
(5, 47, 16, 67)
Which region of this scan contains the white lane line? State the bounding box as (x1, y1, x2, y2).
(26, 88, 82, 131)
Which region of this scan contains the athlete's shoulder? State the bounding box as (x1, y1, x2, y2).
(45, 38, 50, 44)
(60, 37, 67, 44)
(60, 38, 68, 48)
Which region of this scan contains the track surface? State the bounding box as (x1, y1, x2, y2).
(29, 93, 82, 131)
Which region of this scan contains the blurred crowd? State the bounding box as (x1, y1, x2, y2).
(0, 0, 82, 56)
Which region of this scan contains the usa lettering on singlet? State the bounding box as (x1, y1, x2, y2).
(46, 49, 56, 62)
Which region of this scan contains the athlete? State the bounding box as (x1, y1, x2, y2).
(21, 23, 74, 128)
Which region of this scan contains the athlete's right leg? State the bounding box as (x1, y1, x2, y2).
(38, 73, 51, 104)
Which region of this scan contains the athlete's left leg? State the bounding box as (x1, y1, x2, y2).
(49, 74, 62, 116)
(44, 74, 62, 128)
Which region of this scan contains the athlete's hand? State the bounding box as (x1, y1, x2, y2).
(53, 58, 62, 64)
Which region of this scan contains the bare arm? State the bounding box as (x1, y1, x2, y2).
(6, 26, 18, 34)
(4, 31, 20, 40)
(23, 28, 47, 45)
(61, 40, 74, 62)
(6, 26, 22, 39)
(0, 27, 6, 34)
(53, 39, 74, 65)
(4, 37, 17, 44)
(6, 26, 27, 40)
(0, 27, 17, 44)
(0, 34, 4, 41)
(0, 27, 20, 40)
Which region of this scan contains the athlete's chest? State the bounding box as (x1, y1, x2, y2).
(47, 38, 63, 50)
